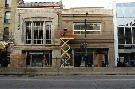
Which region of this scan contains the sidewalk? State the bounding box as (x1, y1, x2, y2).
(0, 67, 135, 76)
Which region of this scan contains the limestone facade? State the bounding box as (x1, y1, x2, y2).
(11, 6, 114, 67)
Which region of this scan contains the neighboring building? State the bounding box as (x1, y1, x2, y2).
(116, 2, 135, 67)
(61, 7, 114, 67)
(0, 0, 23, 42)
(0, 0, 24, 67)
(0, 0, 5, 40)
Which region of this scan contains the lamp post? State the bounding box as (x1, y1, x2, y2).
(80, 12, 88, 67)
(85, 12, 88, 57)
(84, 12, 88, 67)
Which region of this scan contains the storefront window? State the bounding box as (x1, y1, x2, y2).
(74, 48, 108, 67)
(23, 50, 52, 67)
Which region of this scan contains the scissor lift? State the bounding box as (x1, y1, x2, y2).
(60, 30, 77, 67)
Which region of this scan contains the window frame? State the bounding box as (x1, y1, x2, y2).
(24, 21, 52, 45)
(118, 26, 135, 45)
(73, 22, 101, 35)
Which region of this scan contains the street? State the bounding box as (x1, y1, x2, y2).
(0, 75, 135, 89)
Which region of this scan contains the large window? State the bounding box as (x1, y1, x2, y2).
(118, 26, 135, 44)
(33, 21, 43, 44)
(118, 27, 125, 44)
(45, 22, 52, 44)
(74, 22, 101, 34)
(26, 21, 32, 44)
(4, 11, 11, 24)
(25, 21, 52, 44)
(133, 27, 135, 44)
(22, 50, 52, 67)
(125, 27, 132, 44)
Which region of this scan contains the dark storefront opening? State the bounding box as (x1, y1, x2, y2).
(22, 50, 52, 67)
(74, 48, 109, 67)
(118, 26, 135, 67)
(118, 53, 135, 67)
(0, 50, 9, 67)
(0, 45, 10, 67)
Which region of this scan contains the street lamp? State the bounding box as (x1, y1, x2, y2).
(84, 12, 88, 67)
(85, 12, 88, 57)
(80, 12, 88, 67)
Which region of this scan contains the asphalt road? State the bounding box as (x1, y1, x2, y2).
(0, 75, 135, 89)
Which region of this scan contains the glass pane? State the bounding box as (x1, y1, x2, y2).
(118, 27, 125, 44)
(81, 31, 85, 34)
(5, 12, 11, 19)
(133, 27, 135, 44)
(74, 23, 101, 31)
(25, 21, 32, 44)
(74, 31, 80, 34)
(88, 24, 93, 30)
(26, 40, 31, 44)
(80, 24, 85, 30)
(45, 22, 52, 44)
(74, 25, 80, 30)
(26, 21, 31, 26)
(34, 30, 38, 39)
(93, 24, 100, 30)
(46, 40, 51, 44)
(39, 30, 43, 39)
(125, 27, 132, 44)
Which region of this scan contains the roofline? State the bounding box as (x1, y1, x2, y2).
(18, 6, 61, 8)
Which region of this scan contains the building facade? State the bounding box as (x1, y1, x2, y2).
(61, 7, 114, 67)
(0, 0, 23, 41)
(11, 2, 63, 67)
(116, 2, 135, 67)
(7, 1, 115, 68)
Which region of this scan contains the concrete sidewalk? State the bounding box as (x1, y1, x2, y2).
(0, 67, 135, 75)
